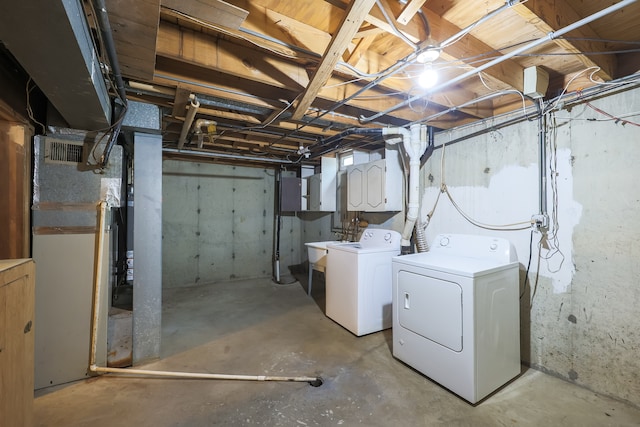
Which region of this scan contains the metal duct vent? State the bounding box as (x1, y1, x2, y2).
(45, 139, 84, 164)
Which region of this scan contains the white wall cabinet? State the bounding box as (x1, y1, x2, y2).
(305, 157, 337, 211)
(346, 149, 403, 212)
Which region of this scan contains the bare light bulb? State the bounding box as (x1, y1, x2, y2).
(416, 48, 440, 63)
(419, 67, 438, 89)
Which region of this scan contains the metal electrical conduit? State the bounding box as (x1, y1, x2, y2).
(267, 0, 522, 144)
(89, 201, 322, 386)
(162, 147, 298, 164)
(424, 69, 640, 217)
(360, 0, 639, 123)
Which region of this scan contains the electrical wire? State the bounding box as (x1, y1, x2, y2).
(520, 229, 534, 299)
(538, 113, 565, 273)
(25, 77, 46, 134)
(585, 102, 640, 127)
(425, 131, 532, 231)
(547, 66, 602, 112)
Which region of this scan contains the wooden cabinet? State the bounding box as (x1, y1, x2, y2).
(0, 258, 35, 427)
(346, 149, 403, 212)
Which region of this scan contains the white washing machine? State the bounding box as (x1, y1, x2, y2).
(326, 228, 401, 336)
(392, 234, 520, 404)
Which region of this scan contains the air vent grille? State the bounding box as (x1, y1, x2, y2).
(45, 139, 84, 164)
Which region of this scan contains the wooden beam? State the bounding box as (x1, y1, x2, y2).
(171, 86, 192, 118)
(397, 0, 429, 26)
(327, 0, 525, 93)
(512, 0, 615, 80)
(291, 0, 377, 120)
(345, 35, 377, 66)
(156, 21, 488, 124)
(105, 0, 160, 80)
(161, 0, 248, 30)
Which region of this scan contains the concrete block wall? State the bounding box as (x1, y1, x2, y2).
(422, 86, 640, 406)
(162, 161, 302, 288)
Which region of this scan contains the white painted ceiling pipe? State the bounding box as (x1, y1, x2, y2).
(177, 96, 200, 149)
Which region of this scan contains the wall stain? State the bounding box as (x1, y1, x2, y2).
(568, 369, 579, 380)
(567, 314, 577, 324)
(557, 302, 564, 321)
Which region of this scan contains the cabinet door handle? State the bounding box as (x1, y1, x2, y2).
(24, 320, 32, 334)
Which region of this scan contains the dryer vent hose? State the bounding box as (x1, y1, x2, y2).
(415, 217, 430, 253)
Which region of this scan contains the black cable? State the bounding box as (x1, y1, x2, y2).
(520, 229, 534, 300)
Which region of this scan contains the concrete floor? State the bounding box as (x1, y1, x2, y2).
(35, 273, 640, 426)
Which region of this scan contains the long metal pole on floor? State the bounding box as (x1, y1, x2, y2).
(88, 200, 322, 387)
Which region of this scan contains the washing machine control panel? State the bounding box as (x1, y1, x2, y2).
(359, 228, 402, 249)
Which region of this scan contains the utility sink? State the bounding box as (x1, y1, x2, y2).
(305, 241, 340, 268)
(304, 241, 342, 295)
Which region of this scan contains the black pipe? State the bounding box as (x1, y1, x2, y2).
(93, 0, 128, 169)
(420, 125, 435, 166)
(308, 128, 383, 159)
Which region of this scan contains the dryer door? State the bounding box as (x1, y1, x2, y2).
(397, 270, 462, 352)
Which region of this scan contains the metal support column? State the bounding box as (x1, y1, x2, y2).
(132, 131, 163, 364)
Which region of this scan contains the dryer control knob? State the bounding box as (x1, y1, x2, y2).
(384, 232, 392, 241)
(439, 237, 450, 247)
(490, 243, 498, 250)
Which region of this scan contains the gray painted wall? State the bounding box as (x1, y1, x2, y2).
(419, 86, 640, 406)
(162, 161, 302, 288)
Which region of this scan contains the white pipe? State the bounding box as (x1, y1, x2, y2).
(361, 0, 638, 123)
(383, 125, 428, 248)
(193, 118, 217, 133)
(90, 201, 108, 368)
(87, 200, 321, 386)
(89, 366, 320, 384)
(177, 96, 200, 149)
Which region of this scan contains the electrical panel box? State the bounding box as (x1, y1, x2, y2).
(347, 148, 403, 212)
(281, 177, 302, 211)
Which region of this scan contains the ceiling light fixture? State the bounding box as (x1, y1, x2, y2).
(416, 37, 441, 63)
(419, 65, 438, 89)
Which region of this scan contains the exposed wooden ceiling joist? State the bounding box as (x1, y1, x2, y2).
(290, 0, 377, 120)
(161, 0, 249, 30)
(98, 0, 640, 164)
(512, 0, 615, 80)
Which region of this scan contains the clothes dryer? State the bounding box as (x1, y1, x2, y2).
(392, 234, 520, 404)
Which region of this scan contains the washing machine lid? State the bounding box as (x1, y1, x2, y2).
(327, 242, 400, 254)
(393, 252, 518, 277)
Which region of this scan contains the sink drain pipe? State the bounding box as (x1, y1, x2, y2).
(89, 202, 323, 387)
